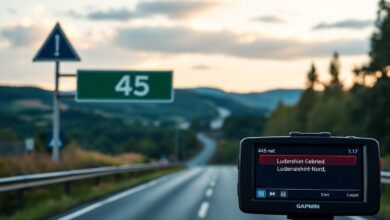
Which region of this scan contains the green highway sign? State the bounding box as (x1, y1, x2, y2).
(76, 70, 173, 102)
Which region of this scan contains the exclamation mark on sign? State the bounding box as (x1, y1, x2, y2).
(54, 34, 60, 57)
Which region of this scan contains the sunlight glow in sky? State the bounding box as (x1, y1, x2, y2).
(0, 0, 378, 92)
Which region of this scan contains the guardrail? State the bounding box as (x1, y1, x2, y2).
(1, 167, 389, 192)
(381, 171, 390, 184)
(0, 166, 388, 206)
(0, 162, 181, 206)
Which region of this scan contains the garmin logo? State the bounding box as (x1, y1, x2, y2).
(296, 204, 320, 209)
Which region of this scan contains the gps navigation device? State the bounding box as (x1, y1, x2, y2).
(238, 132, 380, 219)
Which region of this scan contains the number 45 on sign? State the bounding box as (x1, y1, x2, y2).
(115, 75, 149, 97)
(76, 70, 173, 102)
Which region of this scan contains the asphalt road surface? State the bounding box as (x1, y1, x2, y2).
(52, 134, 377, 220)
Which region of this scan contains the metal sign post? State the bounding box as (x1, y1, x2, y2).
(33, 22, 80, 162)
(52, 61, 60, 161)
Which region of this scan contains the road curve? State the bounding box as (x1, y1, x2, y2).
(186, 132, 217, 167)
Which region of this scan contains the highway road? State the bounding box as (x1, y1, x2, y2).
(187, 132, 217, 167)
(52, 134, 378, 220)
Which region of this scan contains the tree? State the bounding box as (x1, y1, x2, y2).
(223, 115, 267, 138)
(346, 78, 390, 154)
(306, 95, 347, 135)
(324, 52, 343, 96)
(329, 52, 342, 87)
(294, 63, 319, 131)
(307, 62, 319, 90)
(364, 0, 390, 77)
(352, 66, 367, 88)
(264, 102, 297, 135)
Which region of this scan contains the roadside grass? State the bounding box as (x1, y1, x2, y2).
(379, 184, 390, 219)
(381, 155, 390, 170)
(0, 141, 146, 178)
(379, 156, 390, 219)
(0, 168, 181, 220)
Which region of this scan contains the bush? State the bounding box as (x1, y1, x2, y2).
(0, 141, 145, 178)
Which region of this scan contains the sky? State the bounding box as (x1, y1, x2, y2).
(0, 0, 379, 93)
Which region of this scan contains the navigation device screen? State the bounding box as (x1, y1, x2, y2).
(254, 145, 364, 201)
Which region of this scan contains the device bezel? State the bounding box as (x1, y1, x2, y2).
(238, 136, 380, 216)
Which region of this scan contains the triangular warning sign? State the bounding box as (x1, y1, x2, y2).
(33, 22, 80, 62)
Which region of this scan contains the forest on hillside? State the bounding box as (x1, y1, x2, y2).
(266, 0, 390, 155)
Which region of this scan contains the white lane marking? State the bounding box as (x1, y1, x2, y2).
(205, 188, 213, 197)
(347, 217, 368, 220)
(58, 180, 158, 220)
(209, 180, 216, 187)
(58, 168, 202, 220)
(197, 201, 209, 219)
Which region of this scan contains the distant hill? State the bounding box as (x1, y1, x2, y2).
(188, 87, 303, 111)
(0, 85, 302, 123)
(0, 85, 303, 157)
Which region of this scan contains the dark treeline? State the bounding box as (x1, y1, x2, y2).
(211, 114, 267, 164)
(265, 0, 390, 155)
(61, 110, 201, 160)
(0, 108, 201, 161)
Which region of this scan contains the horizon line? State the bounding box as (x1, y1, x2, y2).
(0, 82, 304, 94)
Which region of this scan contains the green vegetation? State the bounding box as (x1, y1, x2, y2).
(212, 138, 240, 164)
(382, 155, 390, 170)
(0, 106, 201, 169)
(264, 55, 390, 155)
(379, 185, 390, 218)
(362, 0, 390, 74)
(0, 168, 180, 220)
(0, 143, 145, 177)
(60, 109, 202, 158)
(0, 87, 220, 122)
(222, 115, 267, 139)
(212, 115, 267, 164)
(0, 86, 300, 128)
(0, 84, 283, 166)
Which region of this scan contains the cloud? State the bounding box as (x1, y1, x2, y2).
(82, 1, 217, 21)
(253, 15, 285, 23)
(87, 8, 133, 20)
(114, 26, 368, 59)
(192, 64, 211, 70)
(136, 1, 216, 19)
(1, 25, 44, 48)
(313, 19, 373, 30)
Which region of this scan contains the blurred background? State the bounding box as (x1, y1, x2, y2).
(0, 0, 389, 220)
